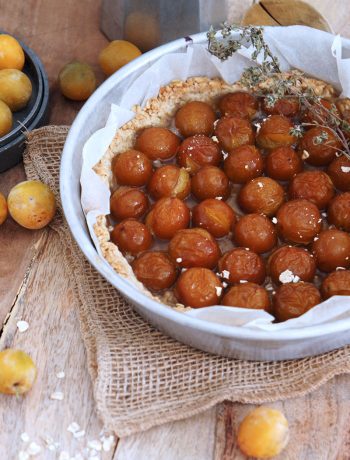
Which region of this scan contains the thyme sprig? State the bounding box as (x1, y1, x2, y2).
(207, 24, 350, 160)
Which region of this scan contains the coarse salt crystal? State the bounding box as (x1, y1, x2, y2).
(56, 371, 65, 379)
(222, 282, 228, 288)
(215, 196, 223, 200)
(72, 454, 84, 460)
(67, 422, 80, 433)
(58, 452, 70, 460)
(211, 135, 219, 143)
(257, 182, 263, 188)
(222, 151, 229, 160)
(271, 217, 277, 224)
(341, 166, 350, 173)
(302, 150, 310, 159)
(215, 286, 222, 296)
(336, 266, 346, 270)
(20, 433, 30, 443)
(27, 442, 42, 455)
(88, 440, 102, 451)
(50, 391, 64, 401)
(176, 258, 182, 263)
(102, 435, 115, 452)
(240, 280, 248, 284)
(17, 320, 29, 333)
(221, 270, 230, 279)
(73, 430, 86, 439)
(279, 269, 300, 284)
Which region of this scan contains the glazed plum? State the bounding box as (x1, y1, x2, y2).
(327, 155, 350, 191)
(110, 218, 152, 255)
(214, 116, 254, 151)
(176, 134, 221, 174)
(132, 251, 177, 291)
(233, 213, 277, 254)
(298, 127, 341, 166)
(321, 270, 350, 299)
(110, 187, 149, 221)
(302, 98, 338, 124)
(256, 115, 296, 150)
(175, 267, 222, 308)
(268, 246, 316, 284)
(224, 145, 264, 184)
(238, 177, 285, 217)
(146, 197, 190, 240)
(262, 97, 300, 117)
(135, 127, 181, 160)
(175, 101, 216, 137)
(327, 192, 350, 231)
(168, 228, 221, 269)
(218, 91, 258, 119)
(266, 146, 303, 182)
(191, 166, 230, 201)
(276, 199, 322, 244)
(312, 228, 350, 272)
(192, 199, 236, 238)
(221, 283, 271, 311)
(112, 149, 153, 186)
(218, 248, 266, 285)
(147, 165, 190, 200)
(273, 282, 321, 322)
(289, 170, 335, 210)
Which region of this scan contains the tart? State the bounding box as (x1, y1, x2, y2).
(92, 73, 350, 320)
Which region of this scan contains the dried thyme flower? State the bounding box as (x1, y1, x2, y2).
(313, 131, 329, 145)
(207, 24, 350, 159)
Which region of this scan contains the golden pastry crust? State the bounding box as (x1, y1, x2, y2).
(91, 74, 337, 306)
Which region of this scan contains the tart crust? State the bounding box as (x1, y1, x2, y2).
(91, 74, 337, 307)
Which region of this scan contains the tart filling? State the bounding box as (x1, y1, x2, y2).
(91, 74, 350, 320)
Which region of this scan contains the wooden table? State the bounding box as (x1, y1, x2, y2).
(0, 1, 350, 458)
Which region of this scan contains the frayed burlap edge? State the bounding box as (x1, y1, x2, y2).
(23, 126, 350, 437)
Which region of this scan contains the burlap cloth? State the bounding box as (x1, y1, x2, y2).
(23, 125, 350, 437)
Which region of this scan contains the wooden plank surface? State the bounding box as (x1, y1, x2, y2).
(0, 0, 350, 459)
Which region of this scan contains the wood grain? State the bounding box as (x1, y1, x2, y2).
(0, 231, 117, 459)
(114, 407, 218, 460)
(242, 0, 333, 32)
(1, 0, 350, 459)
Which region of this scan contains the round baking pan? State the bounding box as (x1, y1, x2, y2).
(0, 31, 49, 171)
(60, 31, 350, 361)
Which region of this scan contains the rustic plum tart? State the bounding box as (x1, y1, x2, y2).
(93, 74, 350, 321)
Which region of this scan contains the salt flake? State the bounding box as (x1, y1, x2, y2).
(341, 166, 350, 173)
(215, 286, 222, 296)
(20, 432, 30, 443)
(101, 434, 115, 453)
(58, 452, 70, 460)
(271, 217, 278, 224)
(73, 430, 86, 439)
(221, 270, 230, 279)
(27, 441, 42, 455)
(67, 422, 80, 433)
(17, 321, 29, 333)
(176, 258, 182, 263)
(56, 371, 65, 379)
(88, 440, 102, 451)
(279, 269, 300, 284)
(50, 391, 64, 401)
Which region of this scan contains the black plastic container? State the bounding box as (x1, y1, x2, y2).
(0, 32, 49, 172)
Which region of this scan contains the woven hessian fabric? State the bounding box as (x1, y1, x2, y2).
(23, 126, 350, 437)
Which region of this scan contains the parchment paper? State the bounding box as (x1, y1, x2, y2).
(80, 26, 350, 331)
